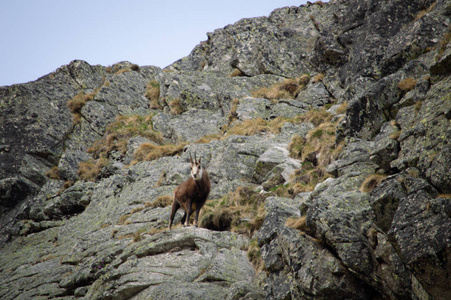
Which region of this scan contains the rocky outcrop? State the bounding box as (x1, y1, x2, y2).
(1, 0, 450, 299)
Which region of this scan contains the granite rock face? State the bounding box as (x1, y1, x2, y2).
(1, 0, 450, 299)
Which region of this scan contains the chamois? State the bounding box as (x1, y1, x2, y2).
(168, 152, 211, 229)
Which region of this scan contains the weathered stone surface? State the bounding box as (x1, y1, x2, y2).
(388, 177, 451, 300)
(153, 109, 226, 143)
(1, 1, 451, 299)
(259, 196, 372, 299)
(369, 122, 400, 172)
(296, 82, 332, 107)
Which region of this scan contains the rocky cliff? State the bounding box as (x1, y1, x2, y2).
(1, 0, 450, 299)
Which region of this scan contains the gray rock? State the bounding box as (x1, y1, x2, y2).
(58, 150, 91, 181)
(369, 122, 400, 172)
(296, 82, 331, 107)
(1, 1, 451, 299)
(388, 177, 451, 300)
(153, 109, 225, 143)
(236, 97, 308, 121)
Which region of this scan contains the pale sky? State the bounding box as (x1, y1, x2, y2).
(0, 0, 310, 86)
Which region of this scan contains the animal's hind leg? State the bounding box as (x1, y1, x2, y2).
(185, 200, 193, 226)
(181, 212, 187, 226)
(168, 200, 180, 230)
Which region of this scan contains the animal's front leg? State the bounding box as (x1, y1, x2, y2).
(185, 200, 192, 226)
(194, 208, 201, 227)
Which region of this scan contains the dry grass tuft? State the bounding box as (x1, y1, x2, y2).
(286, 216, 307, 232)
(131, 206, 144, 214)
(88, 115, 164, 159)
(390, 130, 402, 140)
(229, 68, 244, 77)
(169, 98, 185, 115)
(145, 80, 161, 109)
(311, 73, 325, 83)
(360, 174, 387, 193)
(195, 134, 222, 144)
(294, 109, 332, 127)
(145, 195, 172, 208)
(437, 26, 451, 60)
(147, 227, 166, 235)
(251, 76, 309, 102)
(398, 78, 417, 92)
(133, 142, 187, 162)
(200, 186, 267, 236)
(46, 166, 60, 180)
(336, 102, 348, 115)
(247, 238, 265, 272)
(78, 158, 109, 182)
(227, 118, 270, 136)
(414, 100, 423, 113)
(284, 107, 345, 195)
(117, 214, 131, 225)
(67, 91, 97, 124)
(67, 92, 86, 113)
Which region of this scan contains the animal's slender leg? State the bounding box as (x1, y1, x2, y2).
(181, 212, 186, 226)
(185, 200, 193, 226)
(168, 200, 180, 230)
(194, 207, 201, 227)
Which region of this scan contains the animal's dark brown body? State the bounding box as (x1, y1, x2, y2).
(168, 155, 211, 229)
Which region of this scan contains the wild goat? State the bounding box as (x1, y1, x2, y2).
(168, 152, 211, 229)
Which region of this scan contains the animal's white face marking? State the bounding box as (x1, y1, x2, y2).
(191, 162, 203, 181)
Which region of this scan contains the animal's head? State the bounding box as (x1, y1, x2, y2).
(189, 152, 203, 181)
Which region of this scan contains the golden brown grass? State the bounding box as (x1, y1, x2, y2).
(200, 186, 267, 236)
(360, 174, 387, 193)
(414, 100, 423, 113)
(390, 130, 402, 140)
(294, 109, 332, 127)
(67, 91, 98, 124)
(311, 73, 325, 83)
(78, 158, 109, 182)
(195, 134, 222, 144)
(169, 98, 185, 115)
(251, 76, 309, 102)
(144, 195, 172, 208)
(286, 216, 307, 232)
(336, 102, 348, 115)
(146, 227, 166, 235)
(414, 1, 437, 21)
(117, 214, 131, 225)
(247, 238, 265, 272)
(398, 78, 417, 92)
(133, 142, 187, 162)
(88, 115, 164, 159)
(288, 135, 306, 159)
(228, 98, 240, 124)
(46, 166, 60, 179)
(229, 68, 244, 77)
(437, 26, 451, 60)
(227, 118, 271, 136)
(67, 92, 87, 114)
(145, 80, 161, 109)
(284, 107, 344, 195)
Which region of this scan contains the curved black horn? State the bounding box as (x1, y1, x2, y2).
(189, 152, 193, 164)
(194, 152, 197, 163)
